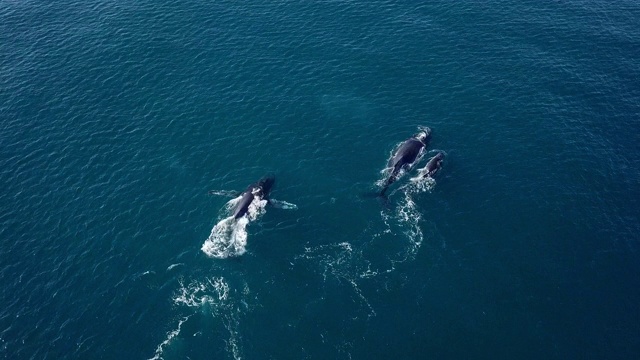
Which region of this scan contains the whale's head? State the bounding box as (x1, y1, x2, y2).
(433, 152, 445, 161)
(414, 127, 432, 143)
(257, 176, 275, 197)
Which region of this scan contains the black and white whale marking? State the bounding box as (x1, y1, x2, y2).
(380, 127, 431, 195)
(208, 175, 296, 220)
(232, 176, 275, 219)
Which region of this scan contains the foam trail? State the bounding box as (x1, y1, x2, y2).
(295, 242, 376, 318)
(148, 315, 193, 360)
(375, 185, 425, 267)
(393, 191, 424, 260)
(201, 196, 268, 258)
(174, 277, 230, 307)
(407, 175, 437, 192)
(201, 216, 249, 258)
(173, 277, 244, 360)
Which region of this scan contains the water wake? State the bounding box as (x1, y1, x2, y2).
(384, 190, 424, 262)
(201, 216, 250, 258)
(178, 277, 244, 360)
(201, 196, 268, 258)
(295, 242, 376, 318)
(148, 315, 193, 360)
(174, 277, 232, 308)
(286, 159, 437, 331)
(408, 175, 437, 192)
(162, 277, 246, 360)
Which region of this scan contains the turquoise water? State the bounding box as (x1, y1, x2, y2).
(1, 1, 639, 359)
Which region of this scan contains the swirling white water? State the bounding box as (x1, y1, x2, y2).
(201, 195, 268, 259)
(150, 277, 247, 360)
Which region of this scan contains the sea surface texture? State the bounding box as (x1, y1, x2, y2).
(1, 1, 639, 359)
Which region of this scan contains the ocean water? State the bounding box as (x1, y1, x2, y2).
(1, 0, 639, 359)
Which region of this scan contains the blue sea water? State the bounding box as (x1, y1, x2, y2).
(1, 0, 639, 359)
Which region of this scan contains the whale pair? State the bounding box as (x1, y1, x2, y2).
(204, 127, 444, 258)
(380, 127, 444, 196)
(210, 127, 445, 221)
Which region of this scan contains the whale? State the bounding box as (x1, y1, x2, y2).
(203, 175, 297, 258)
(418, 152, 445, 179)
(232, 176, 275, 219)
(380, 127, 431, 195)
(208, 175, 297, 219)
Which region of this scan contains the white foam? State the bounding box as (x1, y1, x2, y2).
(201, 196, 268, 259)
(374, 185, 426, 266)
(166, 263, 184, 271)
(148, 315, 192, 360)
(393, 191, 424, 260)
(269, 199, 298, 210)
(417, 125, 431, 133)
(246, 198, 268, 220)
(174, 277, 230, 307)
(201, 216, 249, 259)
(408, 175, 437, 192)
(294, 242, 376, 318)
(171, 277, 244, 360)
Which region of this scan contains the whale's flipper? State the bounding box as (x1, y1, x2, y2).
(208, 190, 241, 197)
(269, 199, 298, 210)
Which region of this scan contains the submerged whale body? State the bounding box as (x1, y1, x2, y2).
(380, 127, 431, 195)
